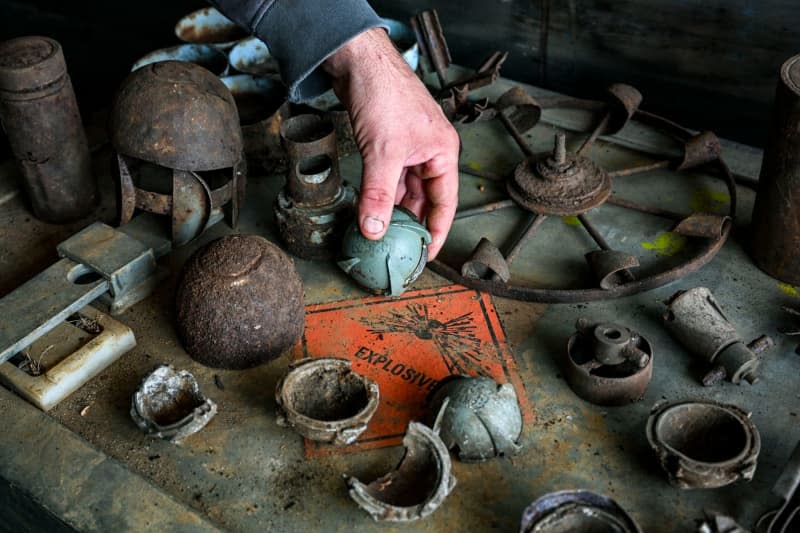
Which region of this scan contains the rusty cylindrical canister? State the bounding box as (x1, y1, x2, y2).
(751, 54, 800, 283)
(0, 36, 97, 223)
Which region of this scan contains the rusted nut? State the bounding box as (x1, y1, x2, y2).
(275, 358, 379, 446)
(604, 83, 643, 135)
(347, 420, 456, 521)
(565, 319, 653, 406)
(175, 235, 305, 369)
(646, 399, 761, 489)
(664, 287, 770, 385)
(130, 365, 217, 443)
(428, 376, 522, 462)
(520, 490, 642, 532)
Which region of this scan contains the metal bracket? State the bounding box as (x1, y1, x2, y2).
(0, 215, 171, 364)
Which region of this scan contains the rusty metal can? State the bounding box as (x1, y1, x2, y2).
(751, 53, 800, 283)
(0, 36, 97, 223)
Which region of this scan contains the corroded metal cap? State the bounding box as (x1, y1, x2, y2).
(0, 36, 67, 96)
(110, 61, 242, 171)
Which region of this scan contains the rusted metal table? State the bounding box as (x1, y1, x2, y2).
(0, 70, 797, 532)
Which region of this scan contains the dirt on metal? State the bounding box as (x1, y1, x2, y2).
(175, 235, 305, 370)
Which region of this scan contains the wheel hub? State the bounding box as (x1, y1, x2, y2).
(507, 134, 611, 216)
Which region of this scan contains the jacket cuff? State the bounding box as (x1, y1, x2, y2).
(254, 0, 385, 102)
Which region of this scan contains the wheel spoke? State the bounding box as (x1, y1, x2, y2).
(607, 160, 670, 178)
(576, 113, 610, 156)
(578, 213, 635, 282)
(491, 213, 547, 281)
(454, 199, 516, 220)
(497, 112, 534, 158)
(606, 196, 686, 220)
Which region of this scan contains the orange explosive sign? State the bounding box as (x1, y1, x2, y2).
(296, 285, 534, 457)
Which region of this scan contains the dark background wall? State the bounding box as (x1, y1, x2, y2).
(1, 0, 797, 147)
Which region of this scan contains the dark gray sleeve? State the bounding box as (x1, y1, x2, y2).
(210, 0, 386, 102)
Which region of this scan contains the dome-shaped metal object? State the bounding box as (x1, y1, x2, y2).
(110, 60, 242, 171)
(338, 207, 432, 297)
(428, 376, 523, 462)
(175, 235, 305, 369)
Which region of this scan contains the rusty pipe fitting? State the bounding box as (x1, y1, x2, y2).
(646, 399, 760, 489)
(275, 114, 356, 259)
(564, 318, 653, 406)
(663, 287, 772, 385)
(0, 36, 97, 223)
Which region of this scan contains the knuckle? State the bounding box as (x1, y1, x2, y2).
(360, 186, 396, 206)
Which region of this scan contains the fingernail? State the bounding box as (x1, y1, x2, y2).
(362, 215, 385, 235)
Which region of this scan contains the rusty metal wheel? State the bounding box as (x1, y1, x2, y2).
(428, 84, 736, 303)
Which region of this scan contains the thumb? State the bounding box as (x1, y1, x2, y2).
(358, 150, 405, 240)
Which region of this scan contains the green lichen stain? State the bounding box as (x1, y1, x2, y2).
(778, 283, 800, 297)
(561, 216, 581, 226)
(690, 188, 730, 214)
(641, 232, 687, 256)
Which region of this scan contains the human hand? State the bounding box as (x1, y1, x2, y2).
(323, 28, 460, 259)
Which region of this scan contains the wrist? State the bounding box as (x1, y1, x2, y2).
(323, 27, 395, 80)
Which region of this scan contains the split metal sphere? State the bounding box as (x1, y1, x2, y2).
(428, 376, 522, 462)
(338, 207, 432, 296)
(176, 235, 304, 369)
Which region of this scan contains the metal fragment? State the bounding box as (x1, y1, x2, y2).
(275, 358, 379, 446)
(496, 86, 542, 133)
(175, 7, 246, 48)
(677, 131, 723, 170)
(131, 365, 217, 443)
(221, 74, 289, 173)
(585, 250, 640, 289)
(564, 318, 653, 405)
(664, 287, 772, 385)
(427, 376, 522, 462)
(755, 440, 800, 533)
(410, 9, 451, 87)
(695, 511, 750, 533)
(461, 238, 510, 282)
(0, 36, 97, 223)
(347, 420, 456, 521)
(646, 399, 760, 489)
(520, 490, 642, 532)
(131, 44, 229, 75)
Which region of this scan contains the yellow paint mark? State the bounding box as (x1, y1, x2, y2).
(467, 161, 483, 171)
(561, 216, 580, 226)
(690, 188, 730, 213)
(778, 283, 800, 297)
(641, 232, 687, 256)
